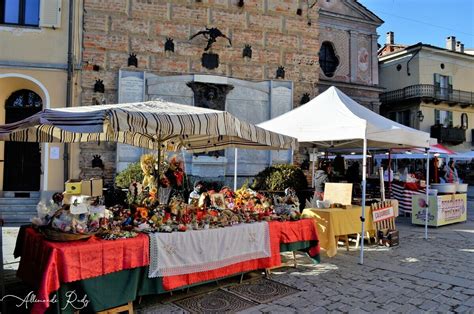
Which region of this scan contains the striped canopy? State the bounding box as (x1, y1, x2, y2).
(0, 100, 297, 152)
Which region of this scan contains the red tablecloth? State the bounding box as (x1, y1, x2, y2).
(17, 219, 319, 313)
(162, 219, 319, 290)
(17, 228, 149, 314)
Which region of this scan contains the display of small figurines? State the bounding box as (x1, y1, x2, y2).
(188, 181, 204, 205)
(99, 230, 138, 240)
(54, 182, 304, 237)
(127, 181, 143, 205)
(140, 154, 158, 190)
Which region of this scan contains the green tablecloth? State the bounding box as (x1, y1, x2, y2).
(49, 241, 318, 313)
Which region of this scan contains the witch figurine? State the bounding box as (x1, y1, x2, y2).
(188, 181, 204, 205)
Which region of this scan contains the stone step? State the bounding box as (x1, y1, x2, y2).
(1, 218, 35, 226)
(2, 222, 29, 227)
(0, 205, 38, 211)
(2, 191, 40, 198)
(1, 209, 37, 214)
(0, 198, 40, 205)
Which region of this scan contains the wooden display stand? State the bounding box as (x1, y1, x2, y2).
(95, 301, 133, 314)
(74, 302, 133, 314)
(371, 201, 398, 246)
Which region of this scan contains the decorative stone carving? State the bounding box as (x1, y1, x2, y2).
(186, 82, 234, 111)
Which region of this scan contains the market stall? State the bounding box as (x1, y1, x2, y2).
(14, 219, 318, 313)
(412, 193, 467, 227)
(301, 199, 399, 257)
(259, 86, 431, 262)
(0, 100, 321, 313)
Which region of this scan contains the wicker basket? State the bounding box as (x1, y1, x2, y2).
(40, 227, 95, 242)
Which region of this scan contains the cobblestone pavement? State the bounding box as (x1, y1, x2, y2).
(2, 189, 474, 313)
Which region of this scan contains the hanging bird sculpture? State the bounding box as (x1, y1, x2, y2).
(190, 27, 232, 51)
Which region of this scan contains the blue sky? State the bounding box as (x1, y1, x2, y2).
(358, 0, 474, 49)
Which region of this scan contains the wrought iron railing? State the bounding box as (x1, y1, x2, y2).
(381, 84, 474, 105)
(430, 124, 466, 145)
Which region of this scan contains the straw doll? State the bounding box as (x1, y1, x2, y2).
(140, 154, 157, 190)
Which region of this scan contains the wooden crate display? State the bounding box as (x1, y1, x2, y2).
(372, 201, 399, 247)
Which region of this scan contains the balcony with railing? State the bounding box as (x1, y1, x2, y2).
(381, 84, 474, 106)
(430, 124, 466, 145)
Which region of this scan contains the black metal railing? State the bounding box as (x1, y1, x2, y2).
(430, 124, 466, 145)
(381, 84, 474, 105)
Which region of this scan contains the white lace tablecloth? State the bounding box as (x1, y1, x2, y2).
(148, 222, 270, 278)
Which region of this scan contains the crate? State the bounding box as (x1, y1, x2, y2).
(65, 180, 82, 194)
(81, 178, 103, 197)
(377, 229, 399, 247)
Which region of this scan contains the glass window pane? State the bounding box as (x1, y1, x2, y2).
(24, 0, 40, 26)
(434, 109, 440, 124)
(4, 0, 20, 24)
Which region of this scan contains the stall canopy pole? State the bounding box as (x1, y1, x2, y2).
(181, 149, 188, 191)
(234, 148, 238, 191)
(424, 148, 430, 240)
(359, 137, 368, 265)
(0, 221, 5, 314)
(388, 149, 392, 198)
(312, 147, 316, 188)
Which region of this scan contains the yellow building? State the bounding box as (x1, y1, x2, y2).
(379, 33, 474, 153)
(0, 0, 82, 224)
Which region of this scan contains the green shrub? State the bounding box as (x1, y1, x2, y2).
(252, 164, 308, 191)
(115, 162, 144, 188)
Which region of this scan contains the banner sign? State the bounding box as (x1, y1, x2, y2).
(372, 206, 395, 223)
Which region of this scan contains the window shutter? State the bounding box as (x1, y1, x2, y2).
(40, 0, 62, 28)
(448, 76, 453, 92)
(433, 73, 440, 92)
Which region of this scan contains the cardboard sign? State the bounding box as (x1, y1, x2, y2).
(323, 183, 353, 205)
(372, 206, 395, 223)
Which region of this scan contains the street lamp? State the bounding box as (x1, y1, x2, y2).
(416, 110, 424, 122)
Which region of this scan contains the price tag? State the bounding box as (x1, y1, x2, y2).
(70, 203, 89, 214)
(89, 205, 106, 215)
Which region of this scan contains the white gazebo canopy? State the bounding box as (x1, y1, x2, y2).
(258, 86, 430, 149)
(258, 86, 432, 264)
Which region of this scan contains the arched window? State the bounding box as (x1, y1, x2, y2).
(319, 41, 339, 77)
(461, 113, 468, 129)
(6, 89, 42, 109)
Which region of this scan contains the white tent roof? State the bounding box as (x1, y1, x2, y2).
(258, 86, 431, 149)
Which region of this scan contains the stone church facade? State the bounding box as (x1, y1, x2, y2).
(76, 0, 382, 186)
(317, 0, 383, 112)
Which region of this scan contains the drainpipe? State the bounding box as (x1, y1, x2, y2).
(64, 0, 75, 182)
(406, 45, 421, 76)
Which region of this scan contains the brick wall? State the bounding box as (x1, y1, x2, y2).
(80, 0, 320, 184)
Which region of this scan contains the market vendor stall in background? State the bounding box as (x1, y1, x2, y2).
(259, 87, 431, 263)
